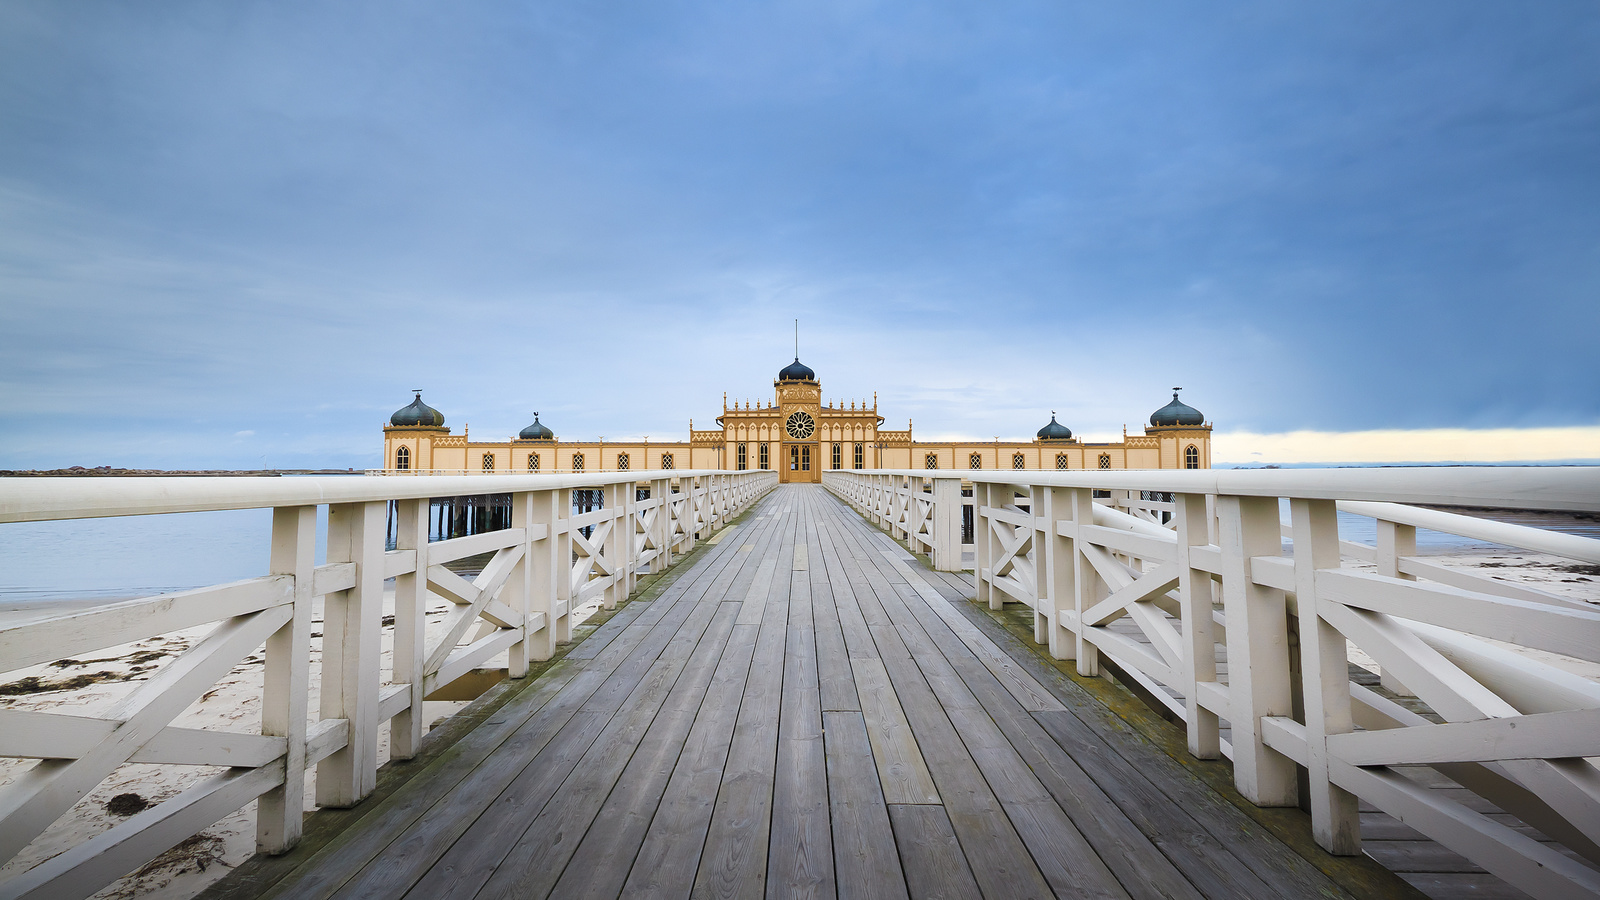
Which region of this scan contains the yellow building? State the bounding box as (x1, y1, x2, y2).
(381, 358, 1212, 479)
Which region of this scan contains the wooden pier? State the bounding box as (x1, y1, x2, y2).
(203, 485, 1415, 900)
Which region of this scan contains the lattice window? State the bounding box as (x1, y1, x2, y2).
(1098, 453, 1111, 469)
(482, 453, 495, 472)
(661, 453, 674, 470)
(395, 446, 410, 471)
(760, 443, 769, 469)
(1056, 453, 1068, 470)
(969, 453, 981, 470)
(617, 452, 630, 471)
(801, 446, 811, 471)
(832, 443, 841, 469)
(925, 454, 938, 469)
(853, 442, 863, 469)
(737, 443, 747, 470)
(1012, 453, 1025, 470)
(1185, 444, 1199, 469)
(572, 452, 584, 472)
(527, 453, 539, 471)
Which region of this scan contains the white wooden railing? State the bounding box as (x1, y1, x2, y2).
(0, 469, 776, 900)
(825, 467, 1600, 900)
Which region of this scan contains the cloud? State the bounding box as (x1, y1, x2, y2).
(1214, 426, 1600, 464)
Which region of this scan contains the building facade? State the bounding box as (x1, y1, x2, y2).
(381, 358, 1212, 480)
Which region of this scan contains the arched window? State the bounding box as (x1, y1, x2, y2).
(832, 443, 842, 469)
(1185, 444, 1199, 469)
(661, 453, 674, 470)
(482, 453, 495, 472)
(1056, 453, 1068, 470)
(737, 443, 747, 470)
(925, 453, 938, 469)
(572, 452, 584, 472)
(617, 452, 630, 471)
(969, 453, 982, 470)
(1012, 453, 1025, 470)
(853, 443, 863, 469)
(1098, 453, 1111, 469)
(395, 446, 410, 471)
(527, 453, 539, 471)
(759, 443, 769, 469)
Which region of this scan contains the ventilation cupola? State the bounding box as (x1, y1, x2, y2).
(390, 391, 445, 427)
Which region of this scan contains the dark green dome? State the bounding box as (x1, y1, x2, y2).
(519, 413, 554, 441)
(778, 357, 816, 382)
(1150, 389, 1204, 427)
(1036, 414, 1073, 441)
(390, 391, 444, 427)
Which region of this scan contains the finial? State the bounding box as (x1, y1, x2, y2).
(413, 389, 423, 398)
(1173, 386, 1182, 397)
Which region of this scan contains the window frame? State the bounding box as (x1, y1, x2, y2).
(395, 446, 410, 471)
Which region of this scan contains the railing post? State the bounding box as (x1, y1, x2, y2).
(1042, 486, 1076, 661)
(318, 500, 385, 807)
(1069, 487, 1101, 675)
(653, 476, 672, 570)
(974, 481, 995, 608)
(526, 488, 563, 659)
(557, 486, 578, 637)
(930, 476, 962, 571)
(1217, 494, 1299, 807)
(1029, 482, 1048, 644)
(1291, 498, 1361, 854)
(602, 480, 623, 610)
(502, 491, 533, 677)
(1176, 492, 1220, 759)
(258, 504, 315, 853)
(391, 498, 430, 758)
(1375, 519, 1418, 696)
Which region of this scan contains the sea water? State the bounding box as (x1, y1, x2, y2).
(0, 489, 1594, 606)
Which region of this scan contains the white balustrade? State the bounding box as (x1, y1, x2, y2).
(825, 466, 1600, 900)
(0, 469, 776, 900)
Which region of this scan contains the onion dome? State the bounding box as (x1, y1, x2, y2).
(390, 391, 444, 427)
(778, 357, 816, 382)
(1150, 388, 1205, 427)
(518, 413, 554, 441)
(1036, 413, 1073, 441)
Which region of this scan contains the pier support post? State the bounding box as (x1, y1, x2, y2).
(1177, 492, 1220, 759)
(259, 505, 315, 853)
(930, 476, 963, 571)
(391, 498, 430, 758)
(1070, 488, 1102, 676)
(526, 488, 562, 660)
(1292, 498, 1361, 854)
(318, 500, 385, 807)
(1218, 495, 1299, 807)
(1042, 486, 1076, 662)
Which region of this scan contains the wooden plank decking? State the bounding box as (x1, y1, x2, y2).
(207, 485, 1422, 900)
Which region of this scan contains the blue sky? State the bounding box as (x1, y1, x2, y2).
(1, 1, 1597, 468)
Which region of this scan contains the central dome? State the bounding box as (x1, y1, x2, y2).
(778, 357, 816, 382)
(1150, 389, 1205, 427)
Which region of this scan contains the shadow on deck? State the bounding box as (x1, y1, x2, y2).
(201, 485, 1427, 900)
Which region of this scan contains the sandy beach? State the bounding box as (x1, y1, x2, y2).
(0, 553, 1592, 899)
(0, 583, 608, 900)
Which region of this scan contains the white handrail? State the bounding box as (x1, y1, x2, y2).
(0, 469, 778, 899)
(0, 470, 739, 523)
(823, 467, 1600, 900)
